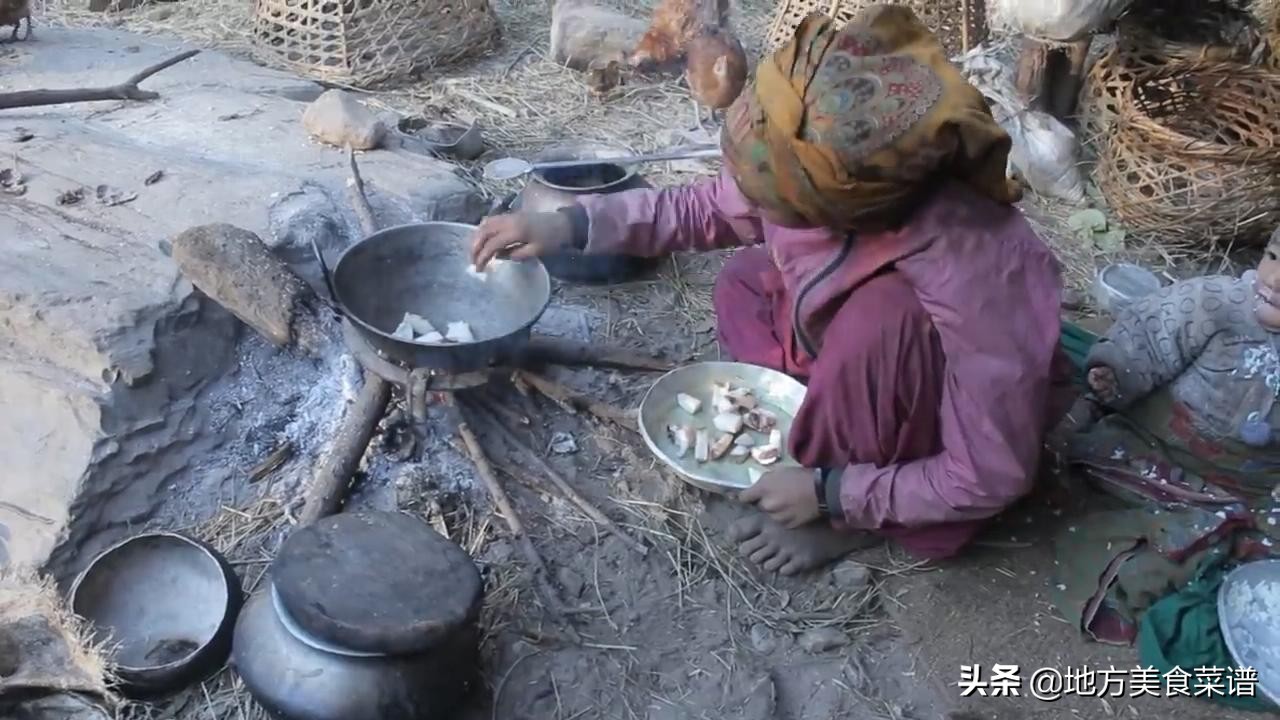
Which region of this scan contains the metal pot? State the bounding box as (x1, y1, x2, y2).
(69, 532, 242, 698)
(517, 142, 661, 284)
(322, 222, 551, 374)
(231, 585, 478, 720)
(394, 119, 485, 162)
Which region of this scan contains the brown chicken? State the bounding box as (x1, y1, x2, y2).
(0, 0, 31, 41)
(684, 25, 747, 131)
(629, 0, 745, 131)
(628, 0, 729, 70)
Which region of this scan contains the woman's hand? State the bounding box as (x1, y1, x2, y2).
(470, 211, 573, 271)
(1087, 366, 1119, 404)
(739, 468, 820, 528)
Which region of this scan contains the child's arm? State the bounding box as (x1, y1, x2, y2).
(568, 168, 764, 257)
(1086, 276, 1237, 408)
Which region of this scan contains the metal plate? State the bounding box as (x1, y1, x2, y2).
(638, 361, 807, 494)
(1218, 559, 1280, 706)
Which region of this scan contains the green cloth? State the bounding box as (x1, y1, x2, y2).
(1059, 319, 1098, 388)
(1137, 552, 1275, 712)
(1050, 508, 1223, 644)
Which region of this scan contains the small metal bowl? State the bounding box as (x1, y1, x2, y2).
(395, 118, 485, 161)
(69, 532, 243, 697)
(638, 361, 808, 494)
(1219, 559, 1280, 706)
(1092, 263, 1161, 316)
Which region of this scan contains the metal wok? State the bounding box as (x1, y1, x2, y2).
(323, 222, 551, 374)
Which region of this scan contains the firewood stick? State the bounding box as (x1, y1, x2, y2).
(293, 150, 393, 525)
(297, 374, 391, 525)
(452, 404, 581, 637)
(0, 50, 200, 110)
(520, 337, 674, 372)
(346, 148, 379, 237)
(468, 399, 648, 557)
(517, 371, 638, 433)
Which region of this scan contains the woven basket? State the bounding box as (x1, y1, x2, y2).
(251, 0, 501, 88)
(1080, 47, 1147, 145)
(1095, 62, 1280, 248)
(1116, 0, 1263, 64)
(764, 0, 988, 59)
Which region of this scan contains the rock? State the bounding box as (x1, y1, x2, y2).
(0, 28, 482, 578)
(550, 0, 648, 71)
(302, 90, 387, 151)
(749, 622, 778, 654)
(798, 628, 849, 654)
(731, 675, 776, 720)
(549, 431, 578, 455)
(557, 567, 586, 598)
(830, 560, 873, 594)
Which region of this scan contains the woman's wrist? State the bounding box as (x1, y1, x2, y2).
(817, 467, 843, 521)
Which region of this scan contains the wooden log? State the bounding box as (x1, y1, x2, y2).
(520, 337, 674, 372)
(1015, 35, 1094, 122)
(517, 371, 638, 433)
(1014, 36, 1053, 112)
(469, 398, 648, 556)
(171, 224, 335, 356)
(297, 374, 391, 524)
(1050, 36, 1094, 121)
(451, 400, 581, 640)
(0, 50, 200, 111)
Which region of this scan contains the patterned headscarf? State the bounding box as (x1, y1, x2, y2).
(722, 6, 1021, 232)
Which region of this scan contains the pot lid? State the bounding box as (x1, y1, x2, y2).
(271, 511, 483, 655)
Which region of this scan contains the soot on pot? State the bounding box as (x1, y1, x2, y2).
(536, 162, 628, 191)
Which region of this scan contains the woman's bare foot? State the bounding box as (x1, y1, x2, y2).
(729, 514, 880, 575)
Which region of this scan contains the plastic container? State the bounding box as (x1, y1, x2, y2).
(1092, 263, 1162, 315)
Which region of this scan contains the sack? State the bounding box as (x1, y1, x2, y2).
(992, 0, 1135, 41)
(1005, 110, 1087, 205)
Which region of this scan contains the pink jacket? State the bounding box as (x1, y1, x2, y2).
(576, 170, 1069, 529)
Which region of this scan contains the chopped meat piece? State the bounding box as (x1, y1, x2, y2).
(668, 424, 696, 458)
(751, 444, 780, 465)
(445, 321, 476, 343)
(743, 408, 778, 433)
(676, 393, 703, 415)
(709, 433, 735, 460)
(729, 444, 751, 463)
(713, 412, 744, 434)
(402, 312, 437, 337)
(726, 387, 758, 411)
(694, 430, 710, 463)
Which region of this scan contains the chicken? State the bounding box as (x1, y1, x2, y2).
(586, 59, 624, 97)
(0, 0, 31, 41)
(628, 0, 728, 70)
(684, 25, 747, 132)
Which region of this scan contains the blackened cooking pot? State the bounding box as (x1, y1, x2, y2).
(517, 143, 662, 284)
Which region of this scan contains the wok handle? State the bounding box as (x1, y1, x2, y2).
(309, 236, 340, 308)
